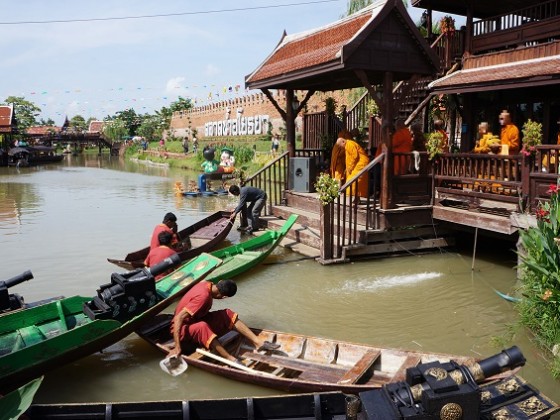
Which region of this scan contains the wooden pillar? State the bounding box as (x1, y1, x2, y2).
(286, 89, 296, 158)
(465, 6, 473, 55)
(319, 203, 333, 262)
(381, 72, 394, 210)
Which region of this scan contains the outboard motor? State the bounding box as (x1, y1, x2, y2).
(83, 254, 181, 321)
(0, 270, 34, 312)
(360, 346, 527, 420)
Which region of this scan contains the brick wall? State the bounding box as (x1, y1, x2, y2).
(170, 90, 352, 140)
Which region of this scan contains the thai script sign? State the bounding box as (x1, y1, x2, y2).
(204, 115, 269, 137)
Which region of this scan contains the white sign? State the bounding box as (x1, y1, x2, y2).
(204, 115, 269, 137)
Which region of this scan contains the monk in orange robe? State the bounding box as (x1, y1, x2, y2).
(392, 119, 413, 175)
(337, 131, 369, 197)
(329, 129, 349, 183)
(499, 110, 520, 154)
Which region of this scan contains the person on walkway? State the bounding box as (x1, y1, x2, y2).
(144, 231, 178, 280)
(270, 134, 280, 157)
(336, 130, 369, 197)
(228, 185, 267, 233)
(192, 135, 198, 153)
(433, 120, 449, 153)
(499, 110, 520, 154)
(150, 212, 184, 251)
(392, 119, 413, 175)
(330, 129, 349, 184)
(182, 137, 189, 154)
(167, 279, 280, 362)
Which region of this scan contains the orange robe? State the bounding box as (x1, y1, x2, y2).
(330, 143, 345, 183)
(392, 128, 413, 175)
(344, 140, 369, 197)
(500, 124, 520, 154)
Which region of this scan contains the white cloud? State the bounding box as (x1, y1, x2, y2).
(205, 64, 220, 77)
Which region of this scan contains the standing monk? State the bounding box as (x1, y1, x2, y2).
(329, 130, 348, 183)
(392, 119, 413, 175)
(336, 131, 369, 197)
(499, 110, 520, 154)
(167, 279, 280, 363)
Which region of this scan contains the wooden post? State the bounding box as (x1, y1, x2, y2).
(286, 89, 296, 158)
(381, 72, 394, 210)
(319, 203, 333, 262)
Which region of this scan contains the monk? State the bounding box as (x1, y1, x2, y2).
(336, 131, 369, 197)
(499, 110, 520, 154)
(392, 119, 413, 175)
(329, 129, 349, 183)
(473, 122, 495, 153)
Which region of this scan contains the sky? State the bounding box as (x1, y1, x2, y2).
(0, 0, 452, 124)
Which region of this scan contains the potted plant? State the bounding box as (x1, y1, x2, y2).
(314, 173, 340, 205)
(521, 119, 542, 157)
(426, 131, 445, 161)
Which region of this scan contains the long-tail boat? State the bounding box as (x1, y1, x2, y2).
(0, 253, 221, 394)
(204, 214, 298, 283)
(137, 314, 524, 395)
(107, 211, 233, 270)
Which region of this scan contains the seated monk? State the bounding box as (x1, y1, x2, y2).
(473, 122, 497, 153)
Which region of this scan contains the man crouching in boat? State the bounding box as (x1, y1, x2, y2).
(168, 279, 280, 363)
(150, 212, 190, 252)
(144, 231, 178, 281)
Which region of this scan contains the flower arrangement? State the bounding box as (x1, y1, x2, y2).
(440, 15, 456, 34)
(426, 131, 445, 160)
(521, 119, 543, 157)
(314, 173, 340, 205)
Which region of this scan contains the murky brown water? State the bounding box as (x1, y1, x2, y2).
(1, 153, 559, 412)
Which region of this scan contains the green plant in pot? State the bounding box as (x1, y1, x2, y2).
(315, 173, 340, 205)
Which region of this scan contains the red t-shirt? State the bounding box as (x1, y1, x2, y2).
(174, 281, 213, 321)
(150, 224, 179, 250)
(144, 246, 177, 280)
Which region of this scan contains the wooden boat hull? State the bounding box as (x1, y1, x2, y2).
(107, 211, 233, 270)
(137, 313, 489, 395)
(0, 253, 221, 394)
(205, 214, 298, 283)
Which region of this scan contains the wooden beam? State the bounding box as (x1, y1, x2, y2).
(354, 70, 383, 115)
(261, 89, 286, 120)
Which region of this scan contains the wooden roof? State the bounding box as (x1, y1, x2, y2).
(0, 106, 15, 133)
(429, 54, 560, 94)
(411, 0, 544, 19)
(245, 0, 439, 91)
(26, 126, 62, 136)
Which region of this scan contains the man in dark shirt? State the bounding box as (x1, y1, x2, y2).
(228, 185, 267, 233)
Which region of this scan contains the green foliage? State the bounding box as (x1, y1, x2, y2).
(314, 173, 340, 205)
(366, 99, 379, 117)
(2, 96, 41, 137)
(426, 131, 445, 160)
(102, 119, 128, 142)
(324, 97, 337, 116)
(69, 115, 87, 132)
(521, 119, 543, 157)
(137, 115, 164, 141)
(169, 96, 193, 114)
(517, 181, 560, 377)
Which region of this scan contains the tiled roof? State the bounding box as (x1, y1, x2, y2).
(430, 55, 560, 92)
(26, 126, 61, 135)
(88, 121, 104, 133)
(247, 13, 372, 84)
(0, 106, 14, 129)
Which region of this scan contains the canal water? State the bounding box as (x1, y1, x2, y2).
(1, 153, 559, 410)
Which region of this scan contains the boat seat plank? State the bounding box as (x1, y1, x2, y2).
(189, 220, 229, 240)
(337, 349, 380, 385)
(242, 352, 345, 383)
(391, 354, 422, 382)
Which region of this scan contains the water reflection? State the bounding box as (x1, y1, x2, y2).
(1, 154, 558, 411)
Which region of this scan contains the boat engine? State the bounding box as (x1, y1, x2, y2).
(83, 254, 181, 321)
(0, 270, 33, 312)
(360, 346, 527, 420)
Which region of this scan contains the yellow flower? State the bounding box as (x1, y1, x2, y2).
(542, 290, 553, 301)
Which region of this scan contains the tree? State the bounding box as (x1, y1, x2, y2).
(106, 108, 143, 137)
(137, 115, 165, 141)
(1, 96, 41, 136)
(38, 118, 56, 126)
(102, 119, 129, 142)
(344, 0, 407, 17)
(69, 115, 87, 133)
(169, 96, 193, 114)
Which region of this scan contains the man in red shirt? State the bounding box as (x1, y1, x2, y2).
(150, 212, 183, 250)
(144, 231, 178, 281)
(167, 279, 279, 363)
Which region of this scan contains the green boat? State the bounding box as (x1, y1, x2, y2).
(0, 377, 43, 420)
(0, 253, 221, 395)
(205, 214, 298, 283)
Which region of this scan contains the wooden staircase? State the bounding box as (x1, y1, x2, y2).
(262, 191, 455, 262)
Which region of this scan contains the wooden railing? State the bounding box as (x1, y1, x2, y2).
(244, 152, 289, 215)
(434, 153, 523, 205)
(324, 154, 384, 261)
(430, 30, 465, 72)
(302, 112, 344, 149)
(472, 0, 560, 53)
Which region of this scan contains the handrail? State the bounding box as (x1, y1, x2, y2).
(339, 153, 384, 192)
(244, 152, 289, 214)
(244, 151, 289, 184)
